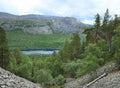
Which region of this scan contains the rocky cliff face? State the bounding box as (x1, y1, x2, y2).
(0, 12, 87, 34)
(0, 67, 41, 88)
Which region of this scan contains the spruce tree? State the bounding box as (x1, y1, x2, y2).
(0, 27, 9, 69)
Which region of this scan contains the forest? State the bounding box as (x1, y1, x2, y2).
(0, 9, 120, 88)
(6, 30, 69, 50)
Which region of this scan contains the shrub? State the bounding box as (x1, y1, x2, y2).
(76, 54, 99, 77)
(33, 69, 53, 84)
(114, 50, 120, 70)
(55, 74, 65, 85)
(62, 61, 82, 77)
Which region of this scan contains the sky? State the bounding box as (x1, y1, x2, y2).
(0, 0, 120, 24)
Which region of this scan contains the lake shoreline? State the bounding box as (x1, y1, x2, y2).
(21, 49, 59, 51)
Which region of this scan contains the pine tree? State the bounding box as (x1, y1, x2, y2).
(94, 13, 101, 43)
(102, 9, 110, 27)
(60, 33, 81, 62)
(60, 40, 70, 62)
(70, 33, 81, 59)
(0, 27, 9, 69)
(102, 9, 112, 52)
(83, 28, 95, 44)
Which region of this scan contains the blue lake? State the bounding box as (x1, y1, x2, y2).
(22, 49, 59, 55)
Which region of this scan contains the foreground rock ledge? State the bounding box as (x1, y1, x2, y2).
(88, 71, 120, 88)
(0, 67, 41, 88)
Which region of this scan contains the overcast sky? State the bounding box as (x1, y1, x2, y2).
(0, 0, 120, 24)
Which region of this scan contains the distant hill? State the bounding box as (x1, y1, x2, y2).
(0, 12, 88, 34)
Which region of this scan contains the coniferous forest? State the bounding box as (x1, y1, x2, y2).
(0, 9, 120, 88)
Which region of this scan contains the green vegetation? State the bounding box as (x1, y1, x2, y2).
(6, 30, 69, 50)
(59, 33, 82, 62)
(0, 27, 9, 69)
(7, 33, 103, 87)
(112, 26, 120, 69)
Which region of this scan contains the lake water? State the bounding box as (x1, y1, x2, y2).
(22, 50, 59, 55)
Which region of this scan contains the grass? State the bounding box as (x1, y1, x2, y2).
(6, 30, 70, 50)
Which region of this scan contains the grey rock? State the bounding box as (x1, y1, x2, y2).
(0, 67, 42, 88)
(23, 26, 52, 34)
(89, 71, 120, 88)
(65, 78, 75, 83)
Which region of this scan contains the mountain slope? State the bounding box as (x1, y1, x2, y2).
(0, 12, 87, 34)
(0, 67, 42, 88)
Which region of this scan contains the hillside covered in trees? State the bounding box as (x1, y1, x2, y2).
(0, 12, 88, 50)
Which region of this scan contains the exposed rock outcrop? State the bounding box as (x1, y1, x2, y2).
(23, 26, 52, 34)
(0, 67, 42, 88)
(88, 71, 120, 88)
(63, 62, 117, 88)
